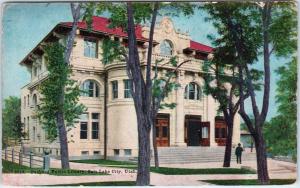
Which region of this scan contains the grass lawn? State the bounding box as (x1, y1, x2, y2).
(203, 179, 296, 185)
(48, 181, 136, 186)
(71, 159, 256, 175)
(2, 160, 108, 176)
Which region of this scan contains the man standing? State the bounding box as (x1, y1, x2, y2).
(235, 143, 244, 164)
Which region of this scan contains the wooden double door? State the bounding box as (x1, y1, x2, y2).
(155, 114, 170, 147)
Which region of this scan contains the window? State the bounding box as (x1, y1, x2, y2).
(91, 113, 99, 139)
(124, 79, 132, 98)
(27, 95, 29, 106)
(114, 149, 120, 156)
(33, 67, 37, 77)
(93, 151, 100, 155)
(80, 122, 88, 139)
(84, 39, 97, 58)
(160, 40, 173, 55)
(81, 151, 89, 156)
(202, 127, 209, 138)
(112, 81, 118, 99)
(162, 126, 168, 137)
(33, 127, 36, 142)
(27, 117, 30, 139)
(184, 82, 201, 100)
(23, 96, 26, 109)
(32, 94, 37, 107)
(124, 149, 132, 156)
(81, 80, 99, 98)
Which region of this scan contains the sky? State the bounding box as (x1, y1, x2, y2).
(1, 3, 289, 120)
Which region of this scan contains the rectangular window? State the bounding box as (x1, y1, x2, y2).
(114, 149, 120, 156)
(124, 149, 132, 156)
(81, 151, 89, 156)
(112, 81, 118, 99)
(124, 79, 132, 98)
(93, 151, 100, 155)
(24, 96, 26, 109)
(91, 113, 99, 139)
(80, 122, 88, 139)
(27, 117, 30, 139)
(202, 127, 209, 138)
(27, 95, 29, 106)
(162, 126, 168, 137)
(84, 39, 97, 58)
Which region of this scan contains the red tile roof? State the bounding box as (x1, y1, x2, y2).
(61, 16, 148, 41)
(189, 40, 214, 53)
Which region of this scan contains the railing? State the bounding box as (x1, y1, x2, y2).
(2, 148, 50, 171)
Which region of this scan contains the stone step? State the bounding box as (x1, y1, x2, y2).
(150, 147, 257, 164)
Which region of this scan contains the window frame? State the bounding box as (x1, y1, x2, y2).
(111, 80, 118, 99)
(91, 113, 100, 139)
(185, 82, 201, 100)
(81, 80, 100, 98)
(160, 40, 173, 56)
(80, 122, 88, 139)
(84, 38, 98, 58)
(124, 79, 132, 98)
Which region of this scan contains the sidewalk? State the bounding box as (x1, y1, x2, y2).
(2, 158, 297, 186)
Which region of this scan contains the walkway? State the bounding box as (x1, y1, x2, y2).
(2, 158, 297, 186)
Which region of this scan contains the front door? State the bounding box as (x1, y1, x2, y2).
(188, 121, 201, 146)
(156, 114, 170, 147)
(185, 115, 201, 146)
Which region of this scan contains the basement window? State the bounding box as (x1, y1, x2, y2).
(81, 151, 89, 156)
(114, 149, 120, 156)
(124, 149, 132, 156)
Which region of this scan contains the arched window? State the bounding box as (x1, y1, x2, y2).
(32, 94, 37, 107)
(160, 40, 173, 55)
(81, 80, 99, 98)
(184, 82, 201, 100)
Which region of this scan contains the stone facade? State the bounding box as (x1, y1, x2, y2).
(20, 17, 240, 160)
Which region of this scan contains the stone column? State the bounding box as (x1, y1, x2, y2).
(207, 95, 218, 146)
(175, 70, 186, 146)
(232, 112, 241, 147)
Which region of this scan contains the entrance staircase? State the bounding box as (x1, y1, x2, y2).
(151, 147, 256, 164)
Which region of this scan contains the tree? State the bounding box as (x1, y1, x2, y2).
(38, 42, 85, 169)
(2, 96, 24, 148)
(202, 49, 243, 168)
(85, 2, 194, 184)
(40, 3, 81, 169)
(203, 1, 296, 184)
(264, 57, 297, 161)
(151, 57, 190, 168)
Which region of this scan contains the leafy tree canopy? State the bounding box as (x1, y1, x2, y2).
(264, 57, 297, 161)
(2, 96, 24, 147)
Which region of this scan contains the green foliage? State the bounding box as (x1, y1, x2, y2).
(264, 57, 297, 161)
(102, 38, 126, 64)
(83, 2, 195, 31)
(38, 42, 86, 142)
(2, 96, 24, 147)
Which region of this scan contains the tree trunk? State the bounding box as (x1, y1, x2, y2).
(56, 89, 70, 169)
(56, 113, 70, 169)
(136, 115, 151, 186)
(152, 118, 159, 168)
(223, 121, 233, 167)
(254, 126, 270, 184)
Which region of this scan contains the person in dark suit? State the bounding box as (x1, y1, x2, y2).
(235, 143, 244, 164)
